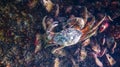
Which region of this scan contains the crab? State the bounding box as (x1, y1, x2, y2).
(42, 7, 106, 54)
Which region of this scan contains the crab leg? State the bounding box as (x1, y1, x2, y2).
(80, 27, 97, 41)
(52, 46, 65, 54)
(82, 7, 88, 23)
(81, 16, 95, 35)
(88, 15, 106, 34)
(80, 15, 106, 41)
(82, 7, 94, 24)
(88, 17, 95, 29)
